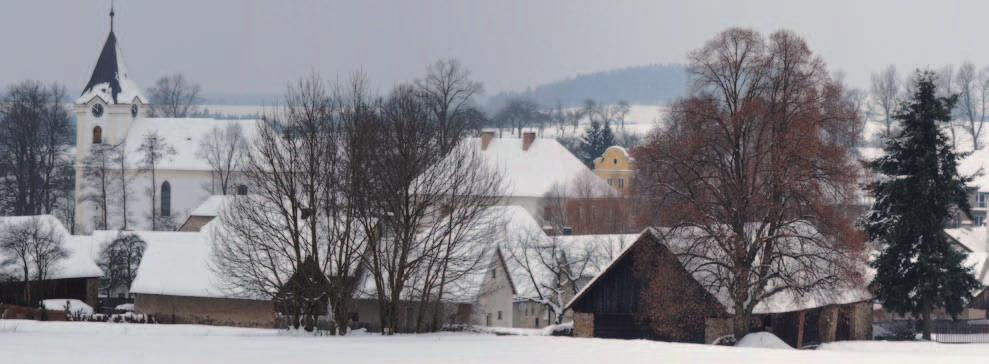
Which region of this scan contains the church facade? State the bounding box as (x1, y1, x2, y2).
(73, 19, 259, 234)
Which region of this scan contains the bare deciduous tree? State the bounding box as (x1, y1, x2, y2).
(137, 132, 176, 230)
(416, 59, 484, 150)
(871, 65, 901, 139)
(0, 217, 68, 305)
(97, 232, 146, 299)
(636, 28, 865, 339)
(956, 62, 989, 150)
(196, 124, 247, 195)
(81, 144, 118, 230)
(146, 74, 203, 118)
(0, 81, 74, 216)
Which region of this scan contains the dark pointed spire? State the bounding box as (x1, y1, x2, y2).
(109, 0, 115, 32)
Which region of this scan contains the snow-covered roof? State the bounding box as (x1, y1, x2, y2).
(127, 230, 240, 299)
(189, 195, 234, 217)
(468, 136, 613, 198)
(77, 31, 146, 105)
(497, 205, 639, 301)
(567, 227, 873, 315)
(122, 118, 261, 171)
(945, 227, 989, 288)
(0, 216, 102, 281)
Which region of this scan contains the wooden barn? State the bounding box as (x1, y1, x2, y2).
(567, 228, 873, 347)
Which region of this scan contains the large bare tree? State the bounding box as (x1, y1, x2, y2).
(0, 217, 68, 305)
(146, 74, 203, 118)
(416, 59, 484, 150)
(636, 28, 866, 339)
(0, 81, 74, 216)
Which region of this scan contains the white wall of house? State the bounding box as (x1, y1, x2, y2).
(473, 254, 514, 327)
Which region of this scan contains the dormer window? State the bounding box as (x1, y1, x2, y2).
(92, 126, 103, 144)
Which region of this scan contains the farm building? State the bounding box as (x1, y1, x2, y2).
(568, 228, 873, 347)
(0, 216, 102, 309)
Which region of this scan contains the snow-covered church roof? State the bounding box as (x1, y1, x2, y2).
(122, 118, 262, 171)
(77, 30, 146, 105)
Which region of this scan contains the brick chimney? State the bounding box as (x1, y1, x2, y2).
(481, 130, 495, 151)
(522, 131, 536, 151)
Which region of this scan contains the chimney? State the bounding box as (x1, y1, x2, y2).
(481, 130, 495, 151)
(522, 131, 536, 151)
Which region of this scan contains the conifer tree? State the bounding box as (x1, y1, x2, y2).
(863, 71, 982, 340)
(578, 120, 616, 166)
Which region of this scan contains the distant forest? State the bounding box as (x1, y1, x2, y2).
(486, 64, 686, 109)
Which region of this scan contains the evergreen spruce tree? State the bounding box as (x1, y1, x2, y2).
(863, 71, 982, 340)
(578, 120, 616, 166)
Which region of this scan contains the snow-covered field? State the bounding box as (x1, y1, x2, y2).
(1, 320, 988, 364)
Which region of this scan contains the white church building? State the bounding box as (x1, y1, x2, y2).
(73, 16, 260, 234)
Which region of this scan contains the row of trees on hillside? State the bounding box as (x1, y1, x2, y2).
(210, 60, 505, 334)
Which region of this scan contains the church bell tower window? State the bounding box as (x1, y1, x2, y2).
(92, 126, 103, 144)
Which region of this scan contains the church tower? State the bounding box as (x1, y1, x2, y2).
(75, 6, 147, 232)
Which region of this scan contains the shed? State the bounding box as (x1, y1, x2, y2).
(567, 228, 873, 346)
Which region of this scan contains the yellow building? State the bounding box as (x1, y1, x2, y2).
(593, 146, 635, 195)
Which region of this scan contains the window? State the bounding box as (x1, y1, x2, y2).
(92, 126, 102, 144)
(491, 268, 496, 279)
(617, 178, 625, 189)
(613, 158, 618, 165)
(535, 318, 540, 327)
(977, 216, 986, 226)
(161, 181, 171, 217)
(497, 311, 502, 320)
(236, 184, 248, 195)
(978, 192, 988, 208)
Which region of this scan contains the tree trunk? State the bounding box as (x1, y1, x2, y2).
(796, 311, 806, 348)
(732, 309, 751, 340)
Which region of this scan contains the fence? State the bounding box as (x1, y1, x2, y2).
(930, 320, 989, 343)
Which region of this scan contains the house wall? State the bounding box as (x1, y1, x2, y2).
(134, 293, 274, 328)
(474, 253, 514, 327)
(573, 312, 594, 337)
(0, 277, 99, 309)
(352, 298, 473, 333)
(592, 147, 634, 195)
(76, 168, 217, 233)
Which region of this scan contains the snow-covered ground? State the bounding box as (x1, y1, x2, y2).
(2, 320, 989, 364)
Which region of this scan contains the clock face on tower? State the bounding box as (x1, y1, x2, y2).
(131, 104, 139, 118)
(91, 103, 104, 118)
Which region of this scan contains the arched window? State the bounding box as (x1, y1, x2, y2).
(236, 184, 248, 196)
(92, 126, 103, 144)
(160, 181, 171, 217)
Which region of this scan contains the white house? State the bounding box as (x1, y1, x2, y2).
(73, 19, 261, 234)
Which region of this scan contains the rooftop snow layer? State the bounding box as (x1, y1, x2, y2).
(0, 216, 102, 281)
(467, 136, 612, 198)
(122, 118, 261, 171)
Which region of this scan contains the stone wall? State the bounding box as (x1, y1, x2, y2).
(704, 317, 733, 344)
(135, 293, 274, 328)
(573, 312, 594, 338)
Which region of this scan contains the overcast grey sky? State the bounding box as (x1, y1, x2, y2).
(2, 0, 986, 97)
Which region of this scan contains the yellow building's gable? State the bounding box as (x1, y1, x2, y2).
(593, 146, 635, 194)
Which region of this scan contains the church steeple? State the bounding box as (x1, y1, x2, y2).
(76, 4, 146, 105)
(109, 2, 115, 33)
